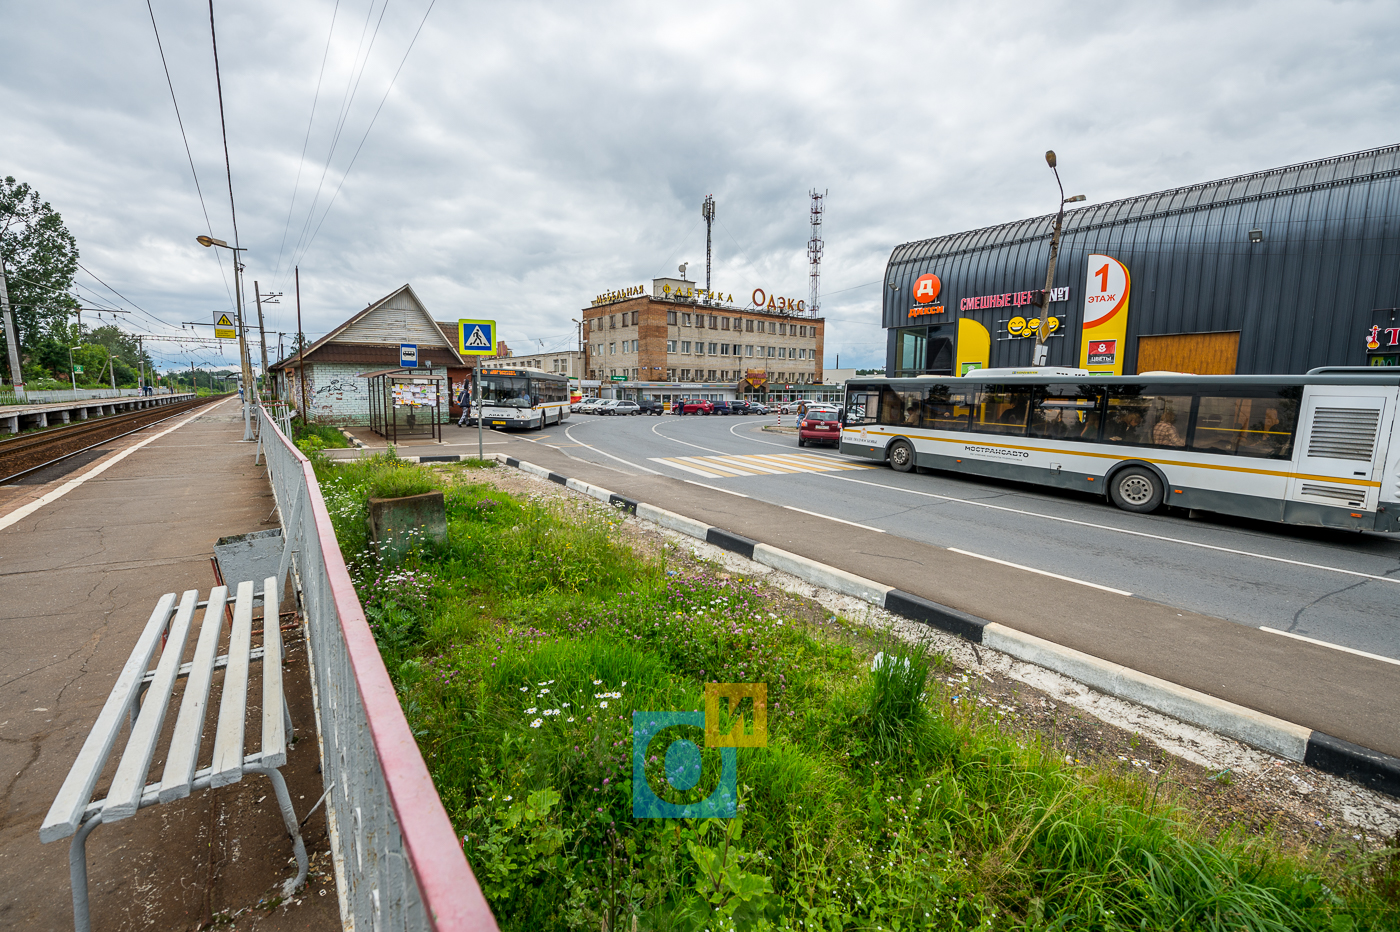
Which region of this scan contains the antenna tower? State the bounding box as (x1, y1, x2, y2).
(807, 189, 826, 317)
(702, 194, 716, 293)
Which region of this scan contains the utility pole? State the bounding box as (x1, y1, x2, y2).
(702, 194, 715, 294)
(190, 360, 196, 396)
(254, 281, 280, 401)
(138, 336, 145, 393)
(296, 266, 309, 427)
(1033, 151, 1086, 367)
(0, 256, 24, 400)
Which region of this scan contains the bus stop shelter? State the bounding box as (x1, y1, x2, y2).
(364, 368, 443, 444)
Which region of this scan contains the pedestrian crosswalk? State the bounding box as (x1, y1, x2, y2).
(647, 451, 878, 479)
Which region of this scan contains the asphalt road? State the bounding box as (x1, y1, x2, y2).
(473, 411, 1400, 664)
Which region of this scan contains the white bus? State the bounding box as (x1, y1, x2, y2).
(841, 369, 1399, 532)
(474, 367, 571, 430)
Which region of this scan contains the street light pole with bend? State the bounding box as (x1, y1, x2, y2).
(196, 235, 255, 439)
(1033, 151, 1086, 367)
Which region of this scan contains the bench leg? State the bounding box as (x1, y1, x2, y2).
(247, 766, 308, 897)
(68, 813, 103, 932)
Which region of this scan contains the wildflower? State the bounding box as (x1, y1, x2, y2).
(600, 701, 608, 708)
(530, 719, 543, 728)
(504, 795, 513, 802)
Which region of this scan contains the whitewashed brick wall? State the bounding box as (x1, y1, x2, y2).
(291, 362, 447, 427)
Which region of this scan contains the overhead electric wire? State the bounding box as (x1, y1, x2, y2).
(145, 0, 235, 309)
(286, 0, 437, 278)
(271, 0, 343, 283)
(208, 0, 241, 251)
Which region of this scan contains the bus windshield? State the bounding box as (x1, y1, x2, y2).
(481, 375, 533, 408)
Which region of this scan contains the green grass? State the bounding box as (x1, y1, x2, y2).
(316, 459, 1400, 932)
(292, 421, 350, 449)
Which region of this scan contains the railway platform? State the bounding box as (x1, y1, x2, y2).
(1, 392, 196, 434)
(0, 398, 338, 931)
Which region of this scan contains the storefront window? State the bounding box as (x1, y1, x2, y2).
(895, 328, 925, 376)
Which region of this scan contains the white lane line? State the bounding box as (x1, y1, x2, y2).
(685, 480, 750, 498)
(947, 547, 1133, 596)
(1259, 627, 1400, 667)
(563, 422, 663, 475)
(815, 471, 1400, 587)
(781, 504, 885, 532)
(0, 398, 231, 532)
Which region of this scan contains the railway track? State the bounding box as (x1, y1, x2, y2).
(0, 395, 224, 484)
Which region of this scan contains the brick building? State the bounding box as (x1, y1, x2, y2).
(582, 277, 825, 396)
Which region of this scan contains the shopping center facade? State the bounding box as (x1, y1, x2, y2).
(882, 144, 1400, 378)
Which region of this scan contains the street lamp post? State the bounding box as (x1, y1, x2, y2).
(197, 235, 255, 439)
(1033, 151, 1086, 367)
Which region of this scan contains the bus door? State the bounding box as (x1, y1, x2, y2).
(1287, 391, 1388, 512)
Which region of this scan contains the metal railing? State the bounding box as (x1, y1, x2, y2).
(1, 387, 162, 405)
(255, 406, 498, 932)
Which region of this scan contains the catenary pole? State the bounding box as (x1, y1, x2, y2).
(296, 266, 309, 427)
(0, 257, 25, 400)
(254, 280, 270, 400)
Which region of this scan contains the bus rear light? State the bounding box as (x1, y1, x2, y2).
(1351, 513, 1364, 518)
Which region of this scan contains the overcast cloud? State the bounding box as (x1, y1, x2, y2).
(2, 0, 1397, 372)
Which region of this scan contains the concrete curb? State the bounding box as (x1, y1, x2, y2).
(492, 453, 1400, 799)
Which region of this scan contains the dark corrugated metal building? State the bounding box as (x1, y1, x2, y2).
(883, 144, 1400, 377)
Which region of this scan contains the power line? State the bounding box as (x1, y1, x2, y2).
(208, 0, 240, 250)
(145, 0, 234, 308)
(287, 0, 437, 278)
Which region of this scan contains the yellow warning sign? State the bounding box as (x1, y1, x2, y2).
(214, 312, 236, 340)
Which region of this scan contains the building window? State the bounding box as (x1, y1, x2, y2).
(708, 369, 717, 380)
(799, 325, 806, 337)
(768, 322, 776, 334)
(681, 340, 691, 353)
(589, 369, 596, 379)
(732, 317, 742, 330)
(667, 368, 676, 380)
(609, 343, 616, 355)
(609, 315, 616, 329)
(708, 315, 718, 328)
(681, 368, 691, 380)
(697, 315, 705, 329)
(778, 347, 786, 359)
(631, 311, 639, 325)
(708, 342, 717, 355)
(745, 319, 754, 332)
(721, 317, 730, 330)
(683, 313, 692, 326)
(781, 323, 789, 335)
(798, 348, 806, 360)
(632, 368, 638, 378)
(767, 346, 775, 357)
(720, 343, 730, 355)
(609, 369, 616, 377)
(667, 340, 676, 352)
(667, 310, 677, 325)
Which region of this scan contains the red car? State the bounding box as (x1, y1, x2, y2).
(797, 409, 842, 446)
(675, 398, 714, 415)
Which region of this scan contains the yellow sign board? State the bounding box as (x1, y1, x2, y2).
(458, 319, 496, 356)
(213, 312, 236, 340)
(1078, 255, 1131, 375)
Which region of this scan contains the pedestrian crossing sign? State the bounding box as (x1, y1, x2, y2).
(213, 312, 237, 340)
(458, 319, 496, 356)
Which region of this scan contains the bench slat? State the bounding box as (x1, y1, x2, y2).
(158, 587, 229, 803)
(39, 593, 178, 843)
(104, 590, 200, 821)
(260, 576, 287, 767)
(210, 580, 255, 787)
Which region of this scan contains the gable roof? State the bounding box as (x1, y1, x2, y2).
(273, 283, 465, 369)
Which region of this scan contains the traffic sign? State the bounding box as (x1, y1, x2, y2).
(213, 312, 237, 340)
(400, 343, 418, 368)
(458, 319, 496, 356)
(72, 365, 84, 374)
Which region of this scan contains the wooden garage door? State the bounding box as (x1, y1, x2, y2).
(1136, 331, 1240, 375)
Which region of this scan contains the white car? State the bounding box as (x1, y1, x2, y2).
(593, 399, 621, 415)
(780, 401, 803, 414)
(576, 398, 605, 414)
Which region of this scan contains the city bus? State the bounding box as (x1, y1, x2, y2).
(841, 368, 1400, 532)
(475, 367, 571, 430)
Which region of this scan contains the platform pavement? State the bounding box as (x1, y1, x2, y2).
(0, 399, 339, 931)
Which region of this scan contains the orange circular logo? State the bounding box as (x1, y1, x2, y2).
(913, 274, 941, 305)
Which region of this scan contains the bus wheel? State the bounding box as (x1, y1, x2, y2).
(888, 439, 915, 473)
(1110, 466, 1162, 513)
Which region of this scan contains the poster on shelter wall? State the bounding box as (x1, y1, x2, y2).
(392, 383, 438, 407)
(1079, 255, 1131, 375)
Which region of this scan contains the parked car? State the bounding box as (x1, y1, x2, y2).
(592, 399, 620, 415)
(779, 400, 803, 414)
(637, 398, 665, 415)
(570, 398, 591, 413)
(605, 400, 641, 416)
(730, 400, 760, 415)
(710, 400, 738, 415)
(797, 409, 842, 447)
(743, 401, 770, 415)
(675, 398, 714, 415)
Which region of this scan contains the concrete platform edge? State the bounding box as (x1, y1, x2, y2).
(490, 453, 1400, 799)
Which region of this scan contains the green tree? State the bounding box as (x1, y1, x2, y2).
(0, 176, 80, 380)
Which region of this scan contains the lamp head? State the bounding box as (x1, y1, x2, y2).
(196, 235, 229, 248)
(1045, 150, 1057, 169)
(1065, 194, 1086, 203)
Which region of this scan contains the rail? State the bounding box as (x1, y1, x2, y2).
(254, 406, 497, 931)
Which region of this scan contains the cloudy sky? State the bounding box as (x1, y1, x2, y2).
(3, 0, 1397, 372)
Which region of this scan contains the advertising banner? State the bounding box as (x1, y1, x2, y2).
(1079, 255, 1131, 375)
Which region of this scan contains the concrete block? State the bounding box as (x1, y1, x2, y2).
(367, 490, 447, 562)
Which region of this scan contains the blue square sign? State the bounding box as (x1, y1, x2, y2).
(400, 343, 418, 368)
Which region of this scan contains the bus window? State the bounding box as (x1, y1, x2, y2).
(971, 387, 1032, 435)
(845, 391, 877, 425)
(1190, 395, 1298, 458)
(878, 388, 923, 427)
(1030, 386, 1101, 440)
(924, 386, 972, 432)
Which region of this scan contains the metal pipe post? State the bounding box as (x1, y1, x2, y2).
(0, 257, 25, 401)
(296, 267, 309, 428)
(254, 280, 270, 402)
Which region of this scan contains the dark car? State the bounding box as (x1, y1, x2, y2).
(729, 400, 758, 415)
(711, 400, 738, 415)
(797, 409, 842, 447)
(675, 398, 714, 415)
(637, 399, 665, 415)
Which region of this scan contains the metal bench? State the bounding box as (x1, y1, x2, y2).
(40, 577, 307, 932)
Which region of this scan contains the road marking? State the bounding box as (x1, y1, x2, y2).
(649, 452, 877, 477)
(781, 504, 885, 532)
(563, 422, 662, 475)
(651, 420, 727, 454)
(1259, 627, 1400, 667)
(814, 471, 1400, 587)
(684, 480, 750, 498)
(658, 459, 728, 479)
(0, 398, 229, 532)
(947, 547, 1133, 595)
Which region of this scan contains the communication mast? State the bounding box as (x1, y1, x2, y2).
(807, 189, 826, 317)
(702, 194, 716, 294)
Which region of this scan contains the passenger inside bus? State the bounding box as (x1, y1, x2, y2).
(1151, 408, 1186, 447)
(1106, 408, 1145, 443)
